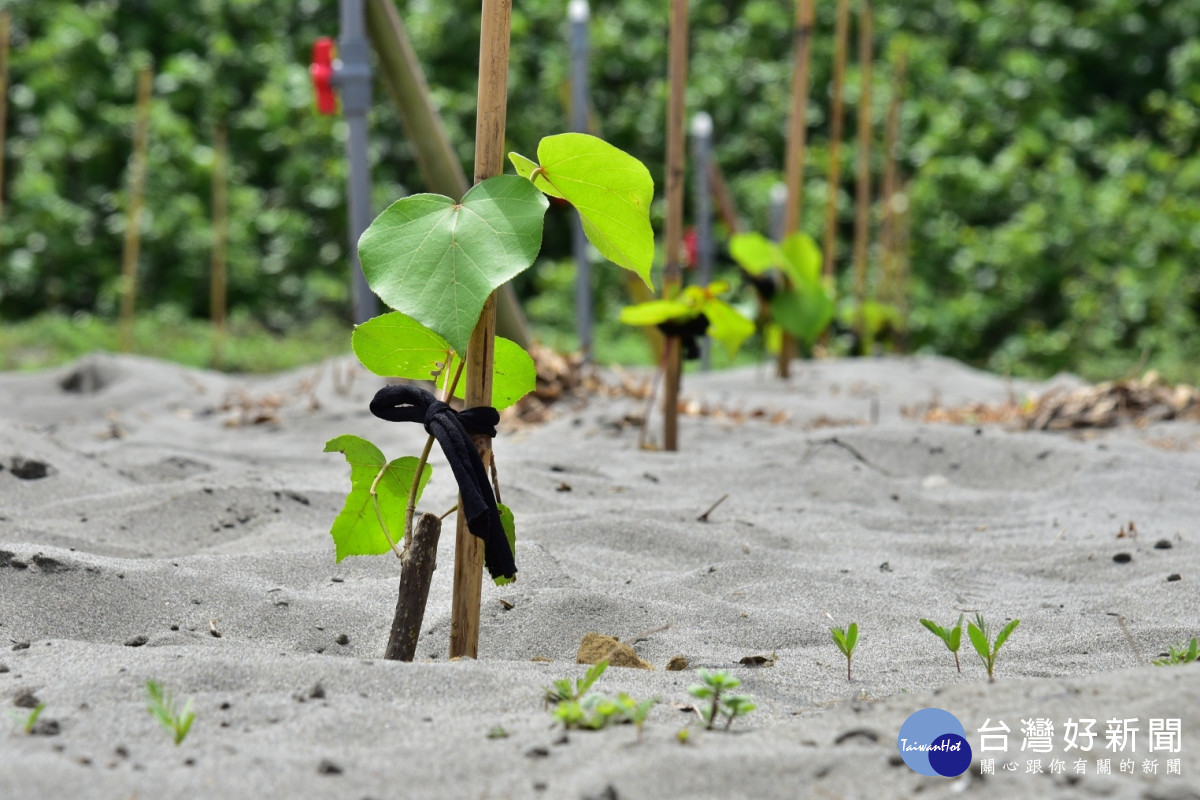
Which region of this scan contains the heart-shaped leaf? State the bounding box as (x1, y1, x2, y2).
(352, 312, 535, 410)
(510, 133, 654, 288)
(703, 297, 755, 357)
(492, 503, 517, 586)
(778, 231, 822, 288)
(729, 232, 784, 276)
(619, 298, 696, 326)
(324, 435, 432, 561)
(358, 175, 549, 355)
(771, 284, 835, 347)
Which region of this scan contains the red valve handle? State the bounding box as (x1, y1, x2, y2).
(310, 37, 337, 115)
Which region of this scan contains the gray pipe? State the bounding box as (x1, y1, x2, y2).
(569, 0, 592, 360)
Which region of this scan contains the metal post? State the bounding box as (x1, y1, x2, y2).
(769, 182, 788, 242)
(568, 0, 592, 359)
(691, 111, 713, 369)
(337, 0, 379, 323)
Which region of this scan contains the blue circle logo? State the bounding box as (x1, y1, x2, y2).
(897, 708, 972, 776)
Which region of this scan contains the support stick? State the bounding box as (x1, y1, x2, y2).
(0, 11, 10, 250)
(820, 0, 850, 282)
(777, 0, 816, 377)
(119, 66, 154, 353)
(449, 0, 511, 660)
(879, 47, 907, 315)
(662, 0, 689, 452)
(210, 125, 229, 367)
(852, 1, 873, 350)
(385, 513, 443, 661)
(569, 0, 593, 359)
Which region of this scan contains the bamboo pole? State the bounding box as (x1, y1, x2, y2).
(820, 0, 850, 282)
(0, 11, 10, 247)
(364, 0, 531, 349)
(896, 176, 913, 353)
(777, 0, 816, 378)
(879, 47, 907, 314)
(449, 0, 511, 660)
(210, 125, 229, 367)
(662, 0, 689, 452)
(119, 66, 154, 353)
(852, 0, 872, 350)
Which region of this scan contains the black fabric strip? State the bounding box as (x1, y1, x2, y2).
(369, 385, 515, 580)
(657, 313, 710, 361)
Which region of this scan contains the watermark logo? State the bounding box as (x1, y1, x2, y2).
(898, 708, 973, 777)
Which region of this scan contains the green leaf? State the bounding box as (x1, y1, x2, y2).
(919, 618, 947, 642)
(845, 622, 859, 653)
(993, 619, 1019, 652)
(359, 175, 549, 355)
(967, 622, 990, 659)
(440, 337, 536, 412)
(948, 624, 962, 651)
(352, 311, 454, 383)
(778, 231, 822, 287)
(619, 299, 697, 326)
(831, 627, 848, 655)
(510, 133, 655, 288)
(687, 685, 714, 700)
(323, 435, 432, 561)
(770, 284, 835, 347)
(729, 232, 784, 276)
(492, 503, 518, 586)
(702, 298, 755, 357)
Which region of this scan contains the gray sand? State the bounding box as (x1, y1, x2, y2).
(1, 353, 1197, 799)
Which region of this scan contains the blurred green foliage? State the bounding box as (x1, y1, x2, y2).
(2, 0, 1199, 380)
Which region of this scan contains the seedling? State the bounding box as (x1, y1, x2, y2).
(10, 703, 45, 735)
(831, 622, 859, 681)
(544, 660, 608, 706)
(325, 132, 656, 658)
(617, 693, 657, 744)
(687, 669, 756, 731)
(145, 680, 195, 745)
(920, 614, 965, 673)
(729, 230, 836, 354)
(1153, 637, 1199, 666)
(967, 613, 1019, 682)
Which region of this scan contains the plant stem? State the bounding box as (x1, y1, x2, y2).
(954, 650, 960, 673)
(370, 465, 403, 557)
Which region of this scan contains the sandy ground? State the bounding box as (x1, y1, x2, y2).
(1, 352, 1198, 800)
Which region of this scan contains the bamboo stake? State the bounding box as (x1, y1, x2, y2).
(852, 0, 872, 350)
(879, 47, 907, 314)
(777, 0, 816, 378)
(364, 0, 531, 349)
(0, 11, 10, 247)
(210, 125, 229, 367)
(708, 160, 743, 235)
(662, 0, 689, 452)
(896, 176, 913, 353)
(820, 0, 850, 282)
(449, 0, 511, 660)
(119, 66, 154, 353)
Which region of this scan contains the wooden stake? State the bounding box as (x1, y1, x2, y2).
(820, 0, 850, 282)
(0, 11, 10, 246)
(210, 125, 229, 367)
(852, 1, 873, 350)
(119, 66, 154, 353)
(385, 513, 443, 661)
(449, 0, 511, 660)
(662, 0, 689, 452)
(708, 160, 743, 235)
(879, 48, 907, 315)
(777, 0, 816, 378)
(896, 176, 913, 353)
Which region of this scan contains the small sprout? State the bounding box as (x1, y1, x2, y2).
(1152, 637, 1199, 666)
(687, 669, 755, 731)
(486, 725, 509, 739)
(544, 660, 608, 706)
(551, 700, 587, 729)
(10, 703, 46, 735)
(920, 614, 965, 673)
(617, 692, 658, 743)
(146, 680, 195, 745)
(830, 622, 859, 681)
(967, 613, 1019, 682)
(676, 727, 691, 744)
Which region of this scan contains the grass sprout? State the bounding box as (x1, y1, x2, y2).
(967, 613, 1019, 682)
(145, 680, 195, 745)
(920, 614, 965, 673)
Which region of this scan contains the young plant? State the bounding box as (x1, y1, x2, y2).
(729, 230, 835, 354)
(544, 660, 608, 706)
(617, 692, 658, 744)
(10, 703, 45, 735)
(325, 132, 655, 655)
(619, 280, 755, 362)
(145, 680, 195, 745)
(1152, 637, 1199, 666)
(687, 669, 756, 731)
(967, 613, 1019, 682)
(831, 622, 859, 681)
(920, 614, 964, 673)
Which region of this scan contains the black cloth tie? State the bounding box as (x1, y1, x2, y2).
(369, 385, 515, 580)
(657, 313, 710, 361)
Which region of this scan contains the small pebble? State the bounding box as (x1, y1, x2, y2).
(1167, 574, 1181, 582)
(1113, 553, 1133, 564)
(317, 759, 343, 775)
(1154, 539, 1173, 550)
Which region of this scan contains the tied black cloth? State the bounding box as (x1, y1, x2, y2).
(369, 385, 516, 580)
(657, 313, 710, 361)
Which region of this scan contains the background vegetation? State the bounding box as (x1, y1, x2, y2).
(2, 0, 1199, 380)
